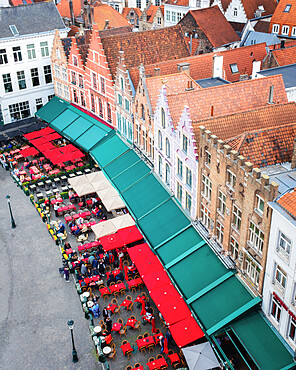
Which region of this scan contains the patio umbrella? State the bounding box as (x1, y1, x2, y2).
(182, 342, 220, 370)
(68, 174, 89, 187)
(93, 179, 113, 192)
(117, 225, 143, 245)
(91, 220, 117, 238)
(74, 182, 95, 197)
(102, 195, 126, 212)
(112, 214, 135, 230)
(100, 232, 125, 251)
(86, 171, 106, 182)
(97, 186, 119, 200)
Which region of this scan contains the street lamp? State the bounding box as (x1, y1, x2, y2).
(67, 319, 79, 363)
(6, 195, 16, 228)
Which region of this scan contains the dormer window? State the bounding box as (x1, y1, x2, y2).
(284, 4, 291, 12)
(281, 25, 290, 35)
(272, 24, 279, 34)
(233, 7, 238, 17)
(73, 55, 78, 66)
(230, 63, 239, 74)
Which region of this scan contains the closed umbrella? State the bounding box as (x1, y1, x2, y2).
(182, 342, 220, 370)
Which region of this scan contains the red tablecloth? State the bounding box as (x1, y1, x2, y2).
(51, 198, 63, 205)
(99, 287, 110, 296)
(132, 367, 144, 370)
(106, 303, 118, 313)
(106, 269, 121, 279)
(120, 342, 133, 355)
(125, 318, 137, 328)
(29, 166, 39, 174)
(127, 278, 143, 289)
(146, 358, 167, 370)
(168, 353, 180, 364)
(65, 248, 73, 255)
(65, 165, 76, 171)
(112, 323, 122, 332)
(120, 299, 132, 309)
(136, 336, 154, 349)
(109, 282, 125, 294)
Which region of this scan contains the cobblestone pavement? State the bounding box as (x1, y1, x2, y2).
(0, 165, 100, 370)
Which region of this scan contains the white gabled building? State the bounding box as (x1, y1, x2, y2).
(164, 0, 210, 27)
(262, 185, 296, 352)
(0, 3, 68, 125)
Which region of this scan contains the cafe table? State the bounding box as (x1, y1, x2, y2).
(120, 299, 132, 309)
(103, 346, 112, 356)
(125, 318, 137, 328)
(109, 283, 125, 294)
(94, 326, 102, 335)
(120, 342, 133, 356)
(168, 353, 180, 365)
(136, 336, 154, 349)
(131, 366, 144, 370)
(146, 357, 168, 370)
(106, 303, 118, 313)
(112, 322, 122, 332)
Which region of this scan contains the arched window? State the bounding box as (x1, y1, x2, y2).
(165, 138, 170, 158)
(165, 163, 170, 185)
(233, 7, 238, 16)
(158, 155, 162, 176)
(161, 107, 165, 128)
(158, 130, 162, 149)
(141, 104, 145, 120)
(107, 103, 111, 123)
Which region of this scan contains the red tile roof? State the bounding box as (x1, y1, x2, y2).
(254, 20, 270, 33)
(164, 0, 189, 6)
(199, 102, 296, 141)
(271, 0, 296, 26)
(9, 0, 32, 5)
(145, 4, 158, 23)
(226, 123, 296, 167)
(185, 6, 240, 48)
(93, 3, 130, 30)
(242, 0, 277, 19)
(101, 25, 190, 79)
(277, 188, 296, 219)
(270, 44, 296, 66)
(121, 7, 142, 18)
(167, 74, 288, 127)
(57, 0, 81, 19)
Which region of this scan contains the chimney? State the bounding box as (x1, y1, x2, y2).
(210, 105, 214, 116)
(104, 20, 110, 30)
(154, 67, 160, 77)
(281, 40, 285, 49)
(252, 60, 261, 79)
(186, 80, 194, 90)
(212, 55, 223, 79)
(255, 5, 264, 18)
(69, 0, 75, 25)
(268, 85, 274, 104)
(291, 137, 296, 169)
(189, 33, 193, 55)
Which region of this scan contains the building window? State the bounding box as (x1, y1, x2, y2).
(161, 107, 165, 128)
(107, 103, 112, 123)
(54, 64, 60, 78)
(136, 123, 141, 145)
(275, 264, 287, 291)
(17, 71, 26, 90)
(13, 46, 22, 62)
(3, 73, 13, 93)
(158, 130, 162, 149)
(182, 134, 188, 154)
(272, 24, 280, 34)
(226, 169, 236, 189)
(165, 163, 170, 185)
(282, 25, 290, 35)
(157, 17, 162, 25)
(248, 221, 264, 254)
(40, 41, 49, 57)
(201, 204, 211, 230)
(289, 318, 296, 342)
(92, 73, 97, 89)
(270, 296, 282, 323)
(216, 221, 224, 244)
(230, 63, 239, 73)
(62, 67, 67, 81)
(73, 55, 78, 66)
(101, 77, 105, 94)
(172, 11, 176, 22)
(64, 85, 69, 100)
(35, 98, 43, 111)
(120, 77, 124, 91)
(71, 71, 76, 85)
(117, 113, 122, 131)
(136, 0, 141, 8)
(143, 130, 147, 151)
(80, 92, 86, 107)
(30, 68, 40, 87)
(48, 94, 55, 101)
(91, 93, 95, 113)
(118, 93, 123, 106)
(43, 65, 52, 84)
(73, 89, 78, 103)
(245, 257, 260, 287)
(177, 158, 183, 179)
(284, 4, 292, 12)
(166, 10, 170, 21)
(277, 231, 291, 258)
(230, 237, 239, 260)
(158, 155, 162, 177)
(255, 194, 264, 215)
(155, 0, 160, 5)
(27, 44, 36, 59)
(185, 167, 192, 189)
(292, 27, 296, 37)
(165, 138, 170, 158)
(56, 48, 61, 59)
(99, 98, 103, 118)
(78, 75, 84, 88)
(125, 99, 130, 112)
(122, 117, 127, 136)
(148, 136, 153, 157)
(177, 182, 183, 202)
(114, 4, 119, 11)
(177, 12, 182, 22)
(9, 101, 30, 121)
(205, 149, 211, 166)
(57, 82, 62, 96)
(202, 174, 212, 201)
(218, 190, 226, 215)
(141, 104, 145, 120)
(0, 49, 8, 64)
(185, 192, 192, 213)
(232, 205, 242, 231)
(196, 0, 201, 6)
(128, 121, 133, 141)
(233, 7, 238, 16)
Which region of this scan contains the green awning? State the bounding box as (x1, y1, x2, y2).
(35, 96, 69, 122)
(104, 150, 141, 179)
(138, 199, 190, 248)
(75, 125, 108, 152)
(112, 161, 151, 193)
(121, 173, 171, 219)
(91, 134, 129, 167)
(63, 116, 93, 140)
(50, 109, 79, 132)
(230, 313, 295, 370)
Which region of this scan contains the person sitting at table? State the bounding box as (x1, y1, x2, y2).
(81, 263, 87, 277)
(107, 272, 116, 286)
(64, 242, 71, 250)
(101, 213, 107, 220)
(86, 267, 92, 277)
(69, 220, 76, 229)
(69, 190, 75, 202)
(44, 198, 50, 207)
(144, 310, 153, 322)
(105, 316, 112, 335)
(90, 301, 100, 318)
(103, 307, 110, 322)
(88, 254, 95, 265)
(77, 274, 83, 282)
(78, 253, 83, 262)
(115, 272, 124, 283)
(54, 203, 60, 218)
(57, 220, 65, 234)
(93, 205, 103, 218)
(98, 260, 106, 277)
(80, 280, 87, 287)
(92, 197, 99, 207)
(113, 259, 119, 269)
(55, 192, 61, 200)
(92, 258, 98, 269)
(77, 216, 84, 226)
(93, 266, 100, 276)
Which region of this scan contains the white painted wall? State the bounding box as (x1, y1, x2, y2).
(128, 0, 162, 12)
(262, 199, 296, 352)
(224, 0, 247, 23)
(0, 29, 68, 124)
(164, 3, 189, 27)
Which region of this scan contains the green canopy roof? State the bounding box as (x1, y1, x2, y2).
(35, 96, 69, 122)
(230, 313, 295, 370)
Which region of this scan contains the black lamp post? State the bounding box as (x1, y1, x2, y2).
(67, 319, 79, 363)
(6, 195, 16, 228)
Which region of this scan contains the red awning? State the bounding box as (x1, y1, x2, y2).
(46, 132, 62, 141)
(141, 270, 172, 291)
(20, 147, 39, 157)
(149, 284, 182, 306)
(157, 297, 192, 326)
(31, 136, 49, 145)
(128, 243, 164, 276)
(68, 150, 85, 161)
(117, 226, 143, 246)
(24, 127, 55, 140)
(169, 316, 204, 348)
(34, 142, 56, 151)
(60, 144, 77, 154)
(100, 233, 124, 251)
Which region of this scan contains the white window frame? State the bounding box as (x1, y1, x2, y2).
(288, 317, 296, 342)
(182, 134, 188, 154)
(226, 169, 236, 189)
(177, 182, 183, 202)
(166, 10, 170, 21)
(232, 205, 242, 231)
(277, 230, 291, 259)
(177, 158, 183, 179)
(158, 155, 162, 177)
(27, 44, 36, 59)
(165, 163, 170, 185)
(270, 295, 282, 323)
(218, 190, 226, 215)
(201, 204, 211, 230)
(165, 138, 170, 158)
(255, 194, 264, 216)
(274, 264, 287, 292)
(40, 41, 49, 57)
(230, 236, 239, 260)
(185, 192, 192, 213)
(282, 25, 290, 36)
(185, 167, 192, 189)
(248, 221, 264, 254)
(272, 24, 280, 34)
(205, 149, 211, 167)
(216, 221, 224, 244)
(245, 257, 260, 287)
(158, 130, 162, 150)
(202, 174, 212, 201)
(292, 27, 296, 37)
